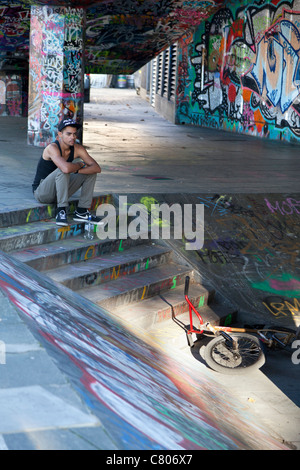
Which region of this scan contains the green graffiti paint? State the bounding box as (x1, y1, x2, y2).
(224, 314, 232, 326)
(26, 209, 32, 223)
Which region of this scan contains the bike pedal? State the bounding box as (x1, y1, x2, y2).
(187, 333, 194, 348)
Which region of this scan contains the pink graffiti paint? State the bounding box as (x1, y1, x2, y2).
(269, 278, 300, 292)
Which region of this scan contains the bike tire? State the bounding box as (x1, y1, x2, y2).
(204, 333, 265, 375)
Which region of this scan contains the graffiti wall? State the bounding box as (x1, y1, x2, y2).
(176, 0, 300, 143)
(0, 4, 29, 117)
(0, 3, 30, 59)
(27, 6, 84, 147)
(0, 73, 27, 116)
(192, 193, 300, 324)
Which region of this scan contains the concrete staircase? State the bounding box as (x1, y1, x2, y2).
(0, 195, 237, 350)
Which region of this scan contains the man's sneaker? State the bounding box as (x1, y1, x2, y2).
(73, 210, 104, 224)
(56, 209, 69, 226)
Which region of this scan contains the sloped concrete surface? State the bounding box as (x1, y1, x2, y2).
(0, 252, 290, 450)
(0, 89, 299, 450)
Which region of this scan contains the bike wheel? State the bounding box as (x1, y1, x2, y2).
(204, 333, 265, 375)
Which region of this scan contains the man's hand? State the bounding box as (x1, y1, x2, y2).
(74, 161, 86, 173)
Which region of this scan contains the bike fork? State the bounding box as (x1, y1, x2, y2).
(219, 331, 238, 350)
(205, 322, 238, 350)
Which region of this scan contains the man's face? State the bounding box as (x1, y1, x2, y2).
(59, 126, 78, 146)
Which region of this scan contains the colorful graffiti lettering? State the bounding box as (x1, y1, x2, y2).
(264, 197, 300, 215)
(263, 296, 300, 318)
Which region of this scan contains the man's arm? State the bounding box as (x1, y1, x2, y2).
(74, 145, 101, 175)
(43, 143, 101, 175)
(44, 143, 84, 174)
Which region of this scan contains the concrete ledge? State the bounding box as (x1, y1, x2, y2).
(0, 194, 112, 228)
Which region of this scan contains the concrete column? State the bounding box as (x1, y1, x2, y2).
(28, 5, 85, 147)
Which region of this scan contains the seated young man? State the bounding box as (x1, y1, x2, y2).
(32, 119, 101, 226)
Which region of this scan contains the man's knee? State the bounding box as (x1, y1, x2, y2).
(55, 169, 70, 181)
(34, 189, 56, 204)
(81, 173, 97, 186)
(89, 173, 97, 183)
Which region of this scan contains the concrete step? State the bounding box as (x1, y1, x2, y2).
(44, 244, 172, 290)
(112, 282, 215, 329)
(0, 194, 112, 228)
(11, 233, 149, 271)
(78, 262, 194, 310)
(0, 219, 85, 253)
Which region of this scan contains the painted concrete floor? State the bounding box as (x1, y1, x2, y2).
(0, 88, 299, 214)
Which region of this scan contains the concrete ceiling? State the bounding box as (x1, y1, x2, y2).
(0, 0, 225, 74)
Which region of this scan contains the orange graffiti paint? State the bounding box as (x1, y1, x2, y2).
(254, 109, 265, 133)
(242, 88, 252, 102)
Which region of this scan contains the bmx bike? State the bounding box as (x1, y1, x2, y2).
(184, 276, 299, 375)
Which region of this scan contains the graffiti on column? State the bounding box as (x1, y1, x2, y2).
(62, 8, 84, 121)
(28, 6, 84, 147)
(176, 0, 300, 143)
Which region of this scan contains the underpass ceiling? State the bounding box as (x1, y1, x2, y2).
(0, 0, 225, 74)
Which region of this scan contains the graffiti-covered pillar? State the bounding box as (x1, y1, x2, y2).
(28, 5, 85, 147)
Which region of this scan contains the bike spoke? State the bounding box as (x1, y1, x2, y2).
(211, 337, 261, 369)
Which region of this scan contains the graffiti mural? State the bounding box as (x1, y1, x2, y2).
(0, 3, 30, 59)
(176, 0, 300, 143)
(0, 4, 29, 116)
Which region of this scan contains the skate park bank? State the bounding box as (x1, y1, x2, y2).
(0, 190, 299, 450)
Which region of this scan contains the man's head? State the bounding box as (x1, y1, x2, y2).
(58, 119, 81, 133)
(58, 119, 81, 146)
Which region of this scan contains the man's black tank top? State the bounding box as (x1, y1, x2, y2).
(32, 140, 74, 192)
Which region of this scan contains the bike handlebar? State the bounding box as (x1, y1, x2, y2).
(184, 276, 190, 296)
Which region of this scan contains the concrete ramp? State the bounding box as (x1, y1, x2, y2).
(0, 251, 287, 450)
(125, 192, 300, 328)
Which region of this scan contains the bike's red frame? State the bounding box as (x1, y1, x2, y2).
(184, 276, 204, 335)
